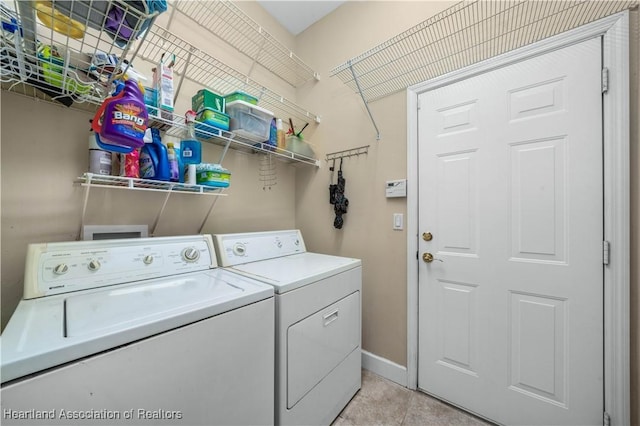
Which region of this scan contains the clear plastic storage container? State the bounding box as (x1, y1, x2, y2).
(226, 100, 274, 143)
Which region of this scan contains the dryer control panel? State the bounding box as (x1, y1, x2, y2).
(214, 230, 306, 266)
(23, 235, 217, 299)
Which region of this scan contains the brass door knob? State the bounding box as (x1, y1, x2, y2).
(422, 252, 443, 263)
(422, 232, 433, 241)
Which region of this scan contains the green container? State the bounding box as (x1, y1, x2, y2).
(224, 91, 258, 105)
(192, 89, 226, 114)
(196, 163, 231, 188)
(196, 107, 230, 130)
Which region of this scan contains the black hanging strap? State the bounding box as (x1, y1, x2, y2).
(333, 158, 349, 229)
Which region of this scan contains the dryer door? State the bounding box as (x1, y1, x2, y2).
(287, 290, 360, 408)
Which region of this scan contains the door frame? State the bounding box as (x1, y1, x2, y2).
(406, 12, 631, 425)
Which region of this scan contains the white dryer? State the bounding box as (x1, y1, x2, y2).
(214, 230, 362, 426)
(1, 235, 274, 425)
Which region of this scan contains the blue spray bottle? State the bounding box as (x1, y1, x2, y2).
(180, 110, 202, 164)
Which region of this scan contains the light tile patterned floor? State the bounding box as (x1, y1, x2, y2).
(332, 370, 492, 426)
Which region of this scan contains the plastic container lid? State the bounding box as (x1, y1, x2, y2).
(225, 100, 274, 118)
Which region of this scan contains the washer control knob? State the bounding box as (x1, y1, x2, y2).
(53, 264, 69, 275)
(277, 241, 283, 248)
(143, 255, 154, 265)
(88, 260, 101, 271)
(295, 239, 300, 246)
(182, 248, 200, 262)
(233, 243, 246, 256)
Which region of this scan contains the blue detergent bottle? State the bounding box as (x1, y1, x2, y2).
(140, 128, 170, 181)
(180, 110, 202, 165)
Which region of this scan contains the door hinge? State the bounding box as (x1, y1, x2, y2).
(602, 68, 609, 93)
(417, 98, 421, 110)
(603, 240, 610, 265)
(604, 411, 611, 426)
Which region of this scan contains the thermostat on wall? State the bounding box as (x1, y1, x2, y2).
(386, 179, 407, 198)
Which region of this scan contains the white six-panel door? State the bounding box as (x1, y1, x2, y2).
(417, 37, 603, 425)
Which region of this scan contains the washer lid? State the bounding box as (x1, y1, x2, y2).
(65, 272, 241, 337)
(227, 252, 361, 293)
(1, 269, 273, 384)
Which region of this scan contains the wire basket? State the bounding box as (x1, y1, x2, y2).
(1, 0, 158, 107)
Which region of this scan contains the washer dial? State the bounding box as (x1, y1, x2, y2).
(233, 243, 246, 256)
(88, 260, 101, 271)
(182, 247, 200, 262)
(53, 264, 69, 275)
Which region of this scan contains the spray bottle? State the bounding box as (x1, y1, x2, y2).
(92, 67, 149, 152)
(180, 110, 201, 164)
(180, 110, 201, 185)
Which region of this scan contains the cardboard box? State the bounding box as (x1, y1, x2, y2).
(192, 89, 226, 113)
(154, 53, 175, 121)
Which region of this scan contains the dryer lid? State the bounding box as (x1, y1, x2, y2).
(228, 252, 361, 293)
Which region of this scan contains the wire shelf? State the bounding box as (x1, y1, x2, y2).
(1, 0, 157, 107)
(330, 0, 639, 104)
(149, 109, 320, 167)
(1, 1, 320, 168)
(139, 24, 321, 128)
(76, 172, 228, 236)
(76, 173, 228, 195)
(171, 0, 319, 87)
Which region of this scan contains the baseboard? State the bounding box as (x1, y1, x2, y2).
(361, 350, 408, 387)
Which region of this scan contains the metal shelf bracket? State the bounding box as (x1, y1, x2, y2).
(348, 61, 380, 141)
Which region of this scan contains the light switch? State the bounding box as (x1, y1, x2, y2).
(393, 213, 403, 230)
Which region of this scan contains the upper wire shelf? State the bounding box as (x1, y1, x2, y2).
(330, 0, 639, 104)
(139, 24, 321, 128)
(171, 0, 320, 88)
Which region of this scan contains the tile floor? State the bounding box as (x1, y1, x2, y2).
(332, 370, 492, 426)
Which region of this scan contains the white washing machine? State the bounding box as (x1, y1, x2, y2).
(1, 235, 275, 425)
(214, 230, 362, 426)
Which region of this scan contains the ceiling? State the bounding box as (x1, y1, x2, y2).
(256, 1, 346, 35)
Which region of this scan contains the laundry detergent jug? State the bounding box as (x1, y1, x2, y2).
(140, 128, 170, 181)
(92, 69, 148, 152)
